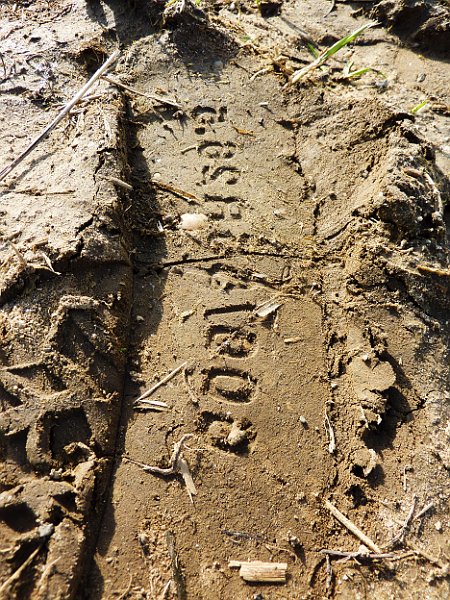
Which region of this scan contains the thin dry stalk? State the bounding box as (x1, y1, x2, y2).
(387, 496, 417, 547)
(321, 549, 415, 561)
(166, 531, 186, 600)
(0, 50, 120, 183)
(0, 545, 42, 595)
(103, 75, 181, 109)
(325, 500, 381, 553)
(135, 361, 187, 404)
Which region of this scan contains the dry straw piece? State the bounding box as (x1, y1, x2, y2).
(229, 560, 288, 583)
(0, 50, 120, 183)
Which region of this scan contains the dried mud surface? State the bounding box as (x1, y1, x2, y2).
(0, 1, 449, 599)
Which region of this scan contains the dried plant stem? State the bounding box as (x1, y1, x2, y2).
(0, 50, 120, 183)
(325, 500, 381, 553)
(102, 75, 181, 109)
(135, 361, 187, 404)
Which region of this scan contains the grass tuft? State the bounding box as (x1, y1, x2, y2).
(292, 22, 378, 83)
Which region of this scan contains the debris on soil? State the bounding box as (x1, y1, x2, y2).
(229, 560, 288, 583)
(179, 213, 209, 231)
(134, 361, 188, 404)
(325, 499, 382, 553)
(125, 434, 197, 502)
(0, 50, 120, 182)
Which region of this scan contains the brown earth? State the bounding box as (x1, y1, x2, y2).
(0, 1, 449, 599)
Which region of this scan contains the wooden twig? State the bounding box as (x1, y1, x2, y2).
(101, 175, 133, 191)
(387, 497, 417, 547)
(324, 500, 381, 553)
(0, 50, 120, 183)
(414, 502, 434, 521)
(406, 539, 449, 570)
(0, 545, 42, 595)
(152, 181, 201, 204)
(135, 361, 187, 404)
(34, 557, 61, 600)
(159, 579, 172, 600)
(102, 75, 181, 109)
(417, 264, 450, 277)
(134, 399, 169, 411)
(320, 549, 415, 561)
(166, 531, 187, 600)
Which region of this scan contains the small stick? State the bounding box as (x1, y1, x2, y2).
(406, 539, 448, 569)
(320, 549, 415, 561)
(0, 545, 42, 595)
(153, 181, 201, 204)
(387, 496, 417, 547)
(159, 579, 172, 600)
(34, 557, 61, 600)
(8, 241, 27, 268)
(166, 531, 187, 600)
(134, 399, 169, 411)
(180, 144, 198, 154)
(325, 500, 381, 553)
(135, 361, 187, 403)
(101, 175, 133, 191)
(417, 264, 450, 277)
(0, 50, 120, 183)
(229, 561, 288, 583)
(127, 434, 194, 477)
(102, 75, 181, 109)
(126, 456, 173, 476)
(414, 502, 434, 521)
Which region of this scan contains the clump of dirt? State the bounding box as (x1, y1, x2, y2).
(368, 0, 450, 53)
(0, 1, 449, 599)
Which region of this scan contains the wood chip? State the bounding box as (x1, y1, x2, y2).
(229, 560, 288, 583)
(254, 299, 282, 318)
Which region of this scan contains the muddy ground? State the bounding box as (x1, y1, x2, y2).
(0, 1, 449, 598)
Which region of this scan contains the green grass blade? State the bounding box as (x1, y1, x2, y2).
(307, 42, 320, 58)
(292, 21, 378, 83)
(410, 100, 428, 114)
(345, 67, 372, 78)
(321, 22, 377, 62)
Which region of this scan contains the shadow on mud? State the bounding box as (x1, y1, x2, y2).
(81, 2, 239, 597)
(367, 0, 450, 57)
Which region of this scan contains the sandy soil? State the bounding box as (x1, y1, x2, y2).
(0, 1, 449, 599)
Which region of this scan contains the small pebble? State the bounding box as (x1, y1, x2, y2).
(180, 213, 208, 231)
(435, 521, 443, 532)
